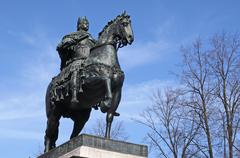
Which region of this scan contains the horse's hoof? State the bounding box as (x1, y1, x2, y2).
(114, 112, 120, 116)
(100, 106, 109, 113)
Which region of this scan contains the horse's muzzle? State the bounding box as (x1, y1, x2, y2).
(127, 35, 134, 45)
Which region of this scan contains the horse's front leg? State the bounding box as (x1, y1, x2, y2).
(100, 77, 113, 113)
(105, 89, 122, 139)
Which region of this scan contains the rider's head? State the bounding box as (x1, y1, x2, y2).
(77, 16, 89, 31)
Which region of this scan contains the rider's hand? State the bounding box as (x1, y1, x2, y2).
(68, 38, 76, 45)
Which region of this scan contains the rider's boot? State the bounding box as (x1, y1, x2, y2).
(71, 88, 79, 104)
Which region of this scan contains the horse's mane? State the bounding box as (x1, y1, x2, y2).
(98, 12, 130, 38)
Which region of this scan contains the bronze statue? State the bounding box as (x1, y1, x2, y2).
(56, 16, 96, 104)
(44, 11, 134, 152)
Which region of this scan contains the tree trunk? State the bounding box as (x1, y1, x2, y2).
(228, 125, 233, 158)
(203, 108, 214, 158)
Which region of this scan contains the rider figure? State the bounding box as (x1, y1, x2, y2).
(56, 16, 96, 104)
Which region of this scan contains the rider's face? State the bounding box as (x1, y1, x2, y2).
(80, 21, 89, 31)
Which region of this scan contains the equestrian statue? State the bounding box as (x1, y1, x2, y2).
(44, 11, 134, 152)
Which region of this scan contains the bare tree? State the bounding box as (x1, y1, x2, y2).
(208, 33, 240, 158)
(136, 33, 240, 158)
(89, 118, 129, 141)
(136, 88, 201, 158)
(175, 33, 240, 158)
(181, 39, 215, 158)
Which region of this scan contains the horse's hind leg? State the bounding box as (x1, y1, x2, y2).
(44, 112, 61, 153)
(70, 108, 92, 139)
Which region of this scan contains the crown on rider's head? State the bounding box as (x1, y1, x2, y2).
(77, 16, 88, 26)
(77, 16, 89, 31)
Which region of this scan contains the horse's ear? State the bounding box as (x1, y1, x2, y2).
(122, 11, 130, 18)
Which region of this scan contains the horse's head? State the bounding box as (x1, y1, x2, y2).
(98, 11, 134, 48)
(116, 11, 134, 46)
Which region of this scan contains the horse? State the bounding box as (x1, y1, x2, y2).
(44, 12, 134, 153)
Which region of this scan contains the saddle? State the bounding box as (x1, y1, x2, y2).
(50, 59, 85, 103)
(49, 61, 124, 105)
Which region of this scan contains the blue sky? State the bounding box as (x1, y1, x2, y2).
(0, 0, 240, 157)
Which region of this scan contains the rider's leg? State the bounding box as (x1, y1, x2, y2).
(71, 70, 79, 103)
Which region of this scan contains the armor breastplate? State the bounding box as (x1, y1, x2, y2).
(73, 44, 90, 59)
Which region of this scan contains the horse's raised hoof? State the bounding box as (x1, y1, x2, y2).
(100, 106, 110, 113)
(114, 112, 120, 116)
(100, 99, 112, 113)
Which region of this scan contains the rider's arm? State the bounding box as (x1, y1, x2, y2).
(56, 35, 76, 52)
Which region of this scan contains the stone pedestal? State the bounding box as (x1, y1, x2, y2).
(38, 134, 148, 158)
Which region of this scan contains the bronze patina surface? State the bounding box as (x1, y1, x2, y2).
(44, 12, 134, 152)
